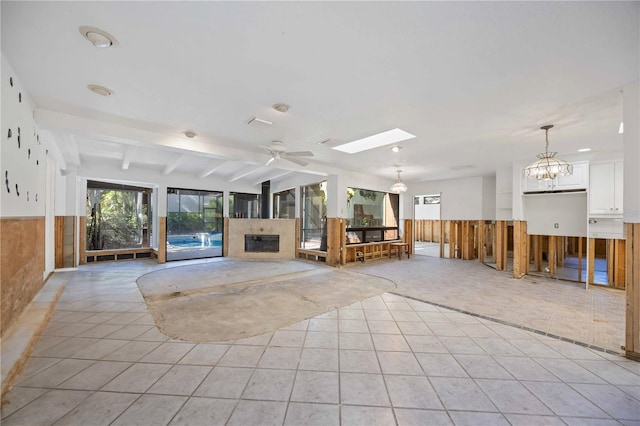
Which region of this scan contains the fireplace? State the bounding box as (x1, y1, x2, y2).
(244, 234, 279, 253)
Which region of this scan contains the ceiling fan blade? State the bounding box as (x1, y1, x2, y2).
(258, 145, 275, 154)
(285, 157, 308, 167)
(285, 151, 314, 157)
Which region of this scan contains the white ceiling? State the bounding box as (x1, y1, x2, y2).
(2, 1, 638, 187)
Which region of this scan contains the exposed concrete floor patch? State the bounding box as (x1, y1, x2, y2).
(137, 260, 395, 343)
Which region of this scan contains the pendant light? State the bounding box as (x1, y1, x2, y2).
(390, 170, 407, 193)
(524, 125, 573, 180)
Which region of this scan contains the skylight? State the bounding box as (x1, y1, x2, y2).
(332, 128, 416, 154)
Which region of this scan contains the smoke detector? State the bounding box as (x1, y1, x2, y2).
(184, 131, 197, 138)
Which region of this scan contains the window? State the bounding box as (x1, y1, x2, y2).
(229, 192, 261, 218)
(346, 187, 399, 244)
(300, 181, 327, 249)
(86, 181, 151, 250)
(273, 188, 295, 219)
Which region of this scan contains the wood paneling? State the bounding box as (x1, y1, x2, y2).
(495, 221, 508, 271)
(340, 219, 346, 266)
(326, 217, 342, 266)
(404, 219, 413, 255)
(439, 220, 445, 258)
(55, 216, 76, 268)
(588, 238, 595, 284)
(79, 216, 86, 265)
(1, 217, 45, 337)
(157, 217, 167, 263)
(626, 223, 640, 361)
(513, 220, 528, 278)
(477, 221, 485, 263)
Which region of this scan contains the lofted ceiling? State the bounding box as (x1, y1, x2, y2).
(1, 1, 638, 188)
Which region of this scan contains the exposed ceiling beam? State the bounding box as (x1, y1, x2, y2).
(63, 133, 82, 166)
(36, 109, 262, 163)
(252, 169, 293, 186)
(197, 160, 227, 179)
(227, 165, 262, 183)
(121, 145, 135, 170)
(162, 154, 186, 176)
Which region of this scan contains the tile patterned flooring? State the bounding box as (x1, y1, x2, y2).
(2, 259, 639, 425)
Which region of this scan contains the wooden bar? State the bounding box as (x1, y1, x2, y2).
(533, 235, 542, 272)
(578, 236, 583, 282)
(513, 220, 527, 278)
(326, 217, 341, 266)
(461, 221, 470, 260)
(615, 239, 626, 288)
(79, 216, 86, 266)
(548, 235, 556, 275)
(626, 223, 640, 360)
(608, 239, 615, 285)
(340, 219, 346, 265)
(588, 237, 595, 285)
(495, 220, 508, 271)
(157, 216, 167, 263)
(55, 216, 64, 268)
(439, 220, 445, 258)
(477, 221, 485, 263)
(295, 218, 301, 253)
(557, 237, 565, 267)
(404, 219, 414, 255)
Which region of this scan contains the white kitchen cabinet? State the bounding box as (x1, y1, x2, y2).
(589, 161, 623, 216)
(522, 161, 588, 193)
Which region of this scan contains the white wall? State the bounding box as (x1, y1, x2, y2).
(523, 192, 588, 237)
(623, 81, 640, 223)
(495, 166, 513, 220)
(405, 177, 487, 220)
(0, 55, 46, 218)
(482, 176, 496, 220)
(414, 195, 441, 220)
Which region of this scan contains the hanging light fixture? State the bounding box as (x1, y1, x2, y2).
(390, 170, 407, 193)
(524, 125, 573, 180)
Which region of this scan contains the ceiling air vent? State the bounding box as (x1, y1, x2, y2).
(317, 138, 342, 148)
(246, 117, 272, 128)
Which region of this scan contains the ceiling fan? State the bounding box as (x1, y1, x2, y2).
(259, 141, 314, 166)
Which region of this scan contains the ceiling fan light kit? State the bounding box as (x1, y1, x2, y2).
(524, 124, 573, 181)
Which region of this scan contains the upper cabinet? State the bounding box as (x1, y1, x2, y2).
(522, 161, 589, 193)
(589, 161, 623, 216)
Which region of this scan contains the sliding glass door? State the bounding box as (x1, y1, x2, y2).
(166, 188, 223, 261)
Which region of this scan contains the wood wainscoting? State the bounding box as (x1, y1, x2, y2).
(0, 217, 45, 337)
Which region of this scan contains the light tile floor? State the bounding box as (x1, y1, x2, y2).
(2, 259, 639, 425)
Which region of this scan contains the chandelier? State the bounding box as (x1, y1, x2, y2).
(524, 124, 573, 180)
(390, 170, 407, 193)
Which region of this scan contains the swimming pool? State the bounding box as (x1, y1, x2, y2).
(167, 233, 222, 248)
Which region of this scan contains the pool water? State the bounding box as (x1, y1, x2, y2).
(168, 233, 222, 248)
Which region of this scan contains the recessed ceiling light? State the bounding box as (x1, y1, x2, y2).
(87, 84, 113, 96)
(333, 128, 416, 154)
(184, 131, 197, 138)
(619, 122, 624, 134)
(578, 148, 591, 152)
(391, 146, 402, 153)
(79, 26, 118, 48)
(272, 103, 291, 113)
